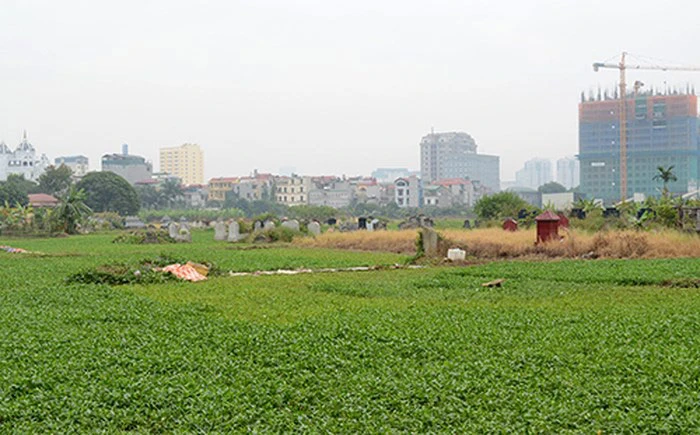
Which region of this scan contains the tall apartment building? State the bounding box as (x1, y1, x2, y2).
(579, 91, 699, 203)
(55, 155, 89, 177)
(102, 144, 152, 185)
(420, 131, 500, 192)
(556, 157, 580, 190)
(515, 158, 553, 190)
(159, 143, 204, 186)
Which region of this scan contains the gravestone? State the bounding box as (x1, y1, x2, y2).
(254, 220, 263, 232)
(366, 219, 374, 231)
(463, 219, 471, 229)
(307, 221, 321, 236)
(168, 222, 179, 239)
(228, 221, 241, 242)
(420, 227, 439, 257)
(124, 216, 146, 229)
(214, 221, 227, 241)
(161, 215, 172, 225)
(358, 217, 367, 229)
(175, 226, 192, 243)
(264, 220, 275, 231)
(281, 219, 300, 232)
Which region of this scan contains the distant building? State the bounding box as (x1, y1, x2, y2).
(433, 178, 475, 207)
(579, 90, 700, 203)
(0, 132, 50, 182)
(353, 178, 382, 204)
(234, 174, 273, 201)
(55, 155, 89, 177)
(394, 175, 422, 208)
(541, 192, 583, 211)
(101, 145, 153, 185)
(423, 185, 453, 208)
(419, 131, 500, 192)
(515, 158, 553, 190)
(556, 157, 580, 190)
(308, 180, 354, 208)
(371, 168, 411, 183)
(182, 184, 208, 208)
(159, 143, 204, 186)
(208, 177, 238, 203)
(276, 176, 311, 206)
(506, 186, 541, 208)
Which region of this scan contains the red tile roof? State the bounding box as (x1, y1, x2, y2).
(28, 193, 59, 207)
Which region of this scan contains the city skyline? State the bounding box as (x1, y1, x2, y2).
(3, 1, 700, 182)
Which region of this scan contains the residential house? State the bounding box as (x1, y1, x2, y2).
(276, 175, 311, 206)
(394, 175, 422, 208)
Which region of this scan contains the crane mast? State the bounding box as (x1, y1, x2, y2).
(592, 52, 700, 202)
(618, 52, 627, 203)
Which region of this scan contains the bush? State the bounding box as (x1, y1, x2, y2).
(113, 230, 176, 244)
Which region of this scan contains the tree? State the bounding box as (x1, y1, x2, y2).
(76, 172, 140, 215)
(160, 178, 184, 208)
(54, 186, 92, 234)
(538, 182, 567, 194)
(573, 198, 601, 214)
(474, 192, 530, 221)
(0, 183, 29, 207)
(136, 184, 165, 210)
(0, 174, 39, 207)
(652, 165, 678, 197)
(38, 164, 73, 196)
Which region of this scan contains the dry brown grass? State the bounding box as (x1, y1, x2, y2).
(295, 228, 700, 259)
(294, 230, 418, 253)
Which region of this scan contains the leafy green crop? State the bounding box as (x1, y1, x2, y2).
(1, 232, 700, 432)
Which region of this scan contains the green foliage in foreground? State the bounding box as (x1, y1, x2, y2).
(1, 233, 700, 431)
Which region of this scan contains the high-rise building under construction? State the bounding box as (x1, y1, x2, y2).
(579, 91, 700, 203)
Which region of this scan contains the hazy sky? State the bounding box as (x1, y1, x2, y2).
(2, 0, 700, 181)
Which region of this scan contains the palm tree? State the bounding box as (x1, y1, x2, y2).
(160, 178, 184, 209)
(55, 186, 92, 234)
(653, 165, 678, 197)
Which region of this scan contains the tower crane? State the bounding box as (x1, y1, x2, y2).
(592, 52, 700, 202)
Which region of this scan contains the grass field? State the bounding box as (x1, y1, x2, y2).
(2, 231, 700, 431)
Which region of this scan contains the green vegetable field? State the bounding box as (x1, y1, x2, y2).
(2, 232, 700, 432)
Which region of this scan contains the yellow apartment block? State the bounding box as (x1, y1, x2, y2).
(208, 177, 238, 202)
(159, 143, 204, 186)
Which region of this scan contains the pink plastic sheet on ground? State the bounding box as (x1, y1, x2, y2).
(162, 263, 208, 282)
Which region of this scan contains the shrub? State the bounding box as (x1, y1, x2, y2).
(113, 230, 176, 244)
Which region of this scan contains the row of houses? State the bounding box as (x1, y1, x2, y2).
(202, 172, 490, 209)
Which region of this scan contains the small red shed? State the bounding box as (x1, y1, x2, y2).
(535, 210, 560, 243)
(502, 218, 518, 232)
(557, 213, 570, 229)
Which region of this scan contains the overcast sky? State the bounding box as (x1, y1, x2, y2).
(2, 0, 700, 182)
